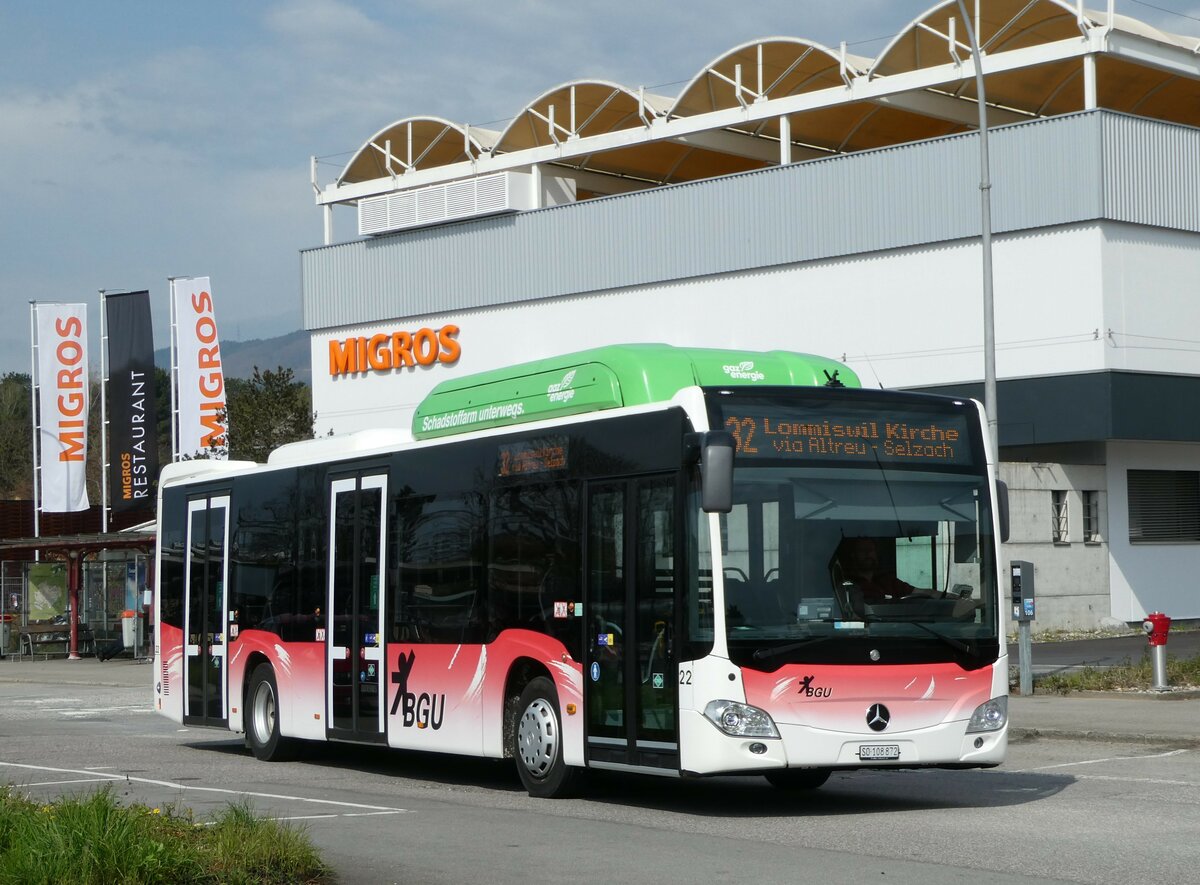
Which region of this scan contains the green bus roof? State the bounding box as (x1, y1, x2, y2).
(411, 343, 860, 440)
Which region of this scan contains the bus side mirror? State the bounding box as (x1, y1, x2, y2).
(996, 479, 1010, 543)
(700, 431, 735, 514)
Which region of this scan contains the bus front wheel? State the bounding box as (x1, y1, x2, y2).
(764, 768, 831, 791)
(247, 663, 296, 762)
(513, 677, 580, 798)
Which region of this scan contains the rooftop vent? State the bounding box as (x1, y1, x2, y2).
(358, 170, 534, 236)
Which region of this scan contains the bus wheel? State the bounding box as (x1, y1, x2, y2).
(513, 677, 580, 798)
(247, 663, 295, 762)
(764, 768, 831, 791)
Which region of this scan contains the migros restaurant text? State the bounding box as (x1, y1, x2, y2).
(329, 324, 461, 377)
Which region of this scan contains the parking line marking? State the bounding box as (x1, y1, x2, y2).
(0, 762, 410, 814)
(1021, 748, 1188, 771)
(1074, 774, 1197, 787)
(24, 778, 114, 787)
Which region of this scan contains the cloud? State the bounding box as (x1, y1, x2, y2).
(4, 0, 1198, 377)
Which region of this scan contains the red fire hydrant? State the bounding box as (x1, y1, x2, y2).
(1142, 612, 1171, 691)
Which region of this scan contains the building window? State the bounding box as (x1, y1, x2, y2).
(1128, 470, 1200, 543)
(1083, 490, 1100, 543)
(1051, 490, 1069, 543)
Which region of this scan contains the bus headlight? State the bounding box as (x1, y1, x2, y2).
(703, 700, 780, 738)
(966, 696, 1007, 733)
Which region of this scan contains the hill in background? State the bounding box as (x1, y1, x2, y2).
(155, 329, 311, 384)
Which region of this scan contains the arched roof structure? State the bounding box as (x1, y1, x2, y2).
(317, 0, 1200, 228)
(493, 81, 670, 153)
(338, 117, 499, 184)
(870, 0, 1091, 78)
(669, 38, 864, 118)
(870, 2, 1200, 127)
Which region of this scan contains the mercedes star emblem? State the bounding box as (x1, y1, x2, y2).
(866, 703, 891, 731)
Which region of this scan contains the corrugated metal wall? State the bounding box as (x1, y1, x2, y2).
(302, 110, 1199, 332)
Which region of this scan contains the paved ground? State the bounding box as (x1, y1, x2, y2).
(1, 635, 1196, 747)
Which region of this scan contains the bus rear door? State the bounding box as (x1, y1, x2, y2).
(326, 473, 387, 742)
(183, 494, 229, 727)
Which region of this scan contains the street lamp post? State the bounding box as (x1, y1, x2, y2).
(955, 0, 998, 459)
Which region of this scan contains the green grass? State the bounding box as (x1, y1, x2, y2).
(1030, 650, 1200, 695)
(0, 786, 331, 885)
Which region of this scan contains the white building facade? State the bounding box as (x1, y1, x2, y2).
(300, 2, 1200, 630)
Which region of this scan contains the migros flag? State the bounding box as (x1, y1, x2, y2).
(328, 324, 460, 377)
(171, 276, 227, 459)
(34, 303, 90, 512)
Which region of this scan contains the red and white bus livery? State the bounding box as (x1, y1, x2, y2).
(154, 344, 1008, 797)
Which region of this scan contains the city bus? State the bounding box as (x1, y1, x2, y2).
(153, 343, 1009, 798)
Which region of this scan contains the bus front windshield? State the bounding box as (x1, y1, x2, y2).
(701, 389, 1000, 670)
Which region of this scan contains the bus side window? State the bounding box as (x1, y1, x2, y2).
(390, 491, 485, 645)
(488, 481, 581, 657)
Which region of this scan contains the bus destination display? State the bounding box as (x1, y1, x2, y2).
(498, 436, 569, 477)
(722, 408, 973, 466)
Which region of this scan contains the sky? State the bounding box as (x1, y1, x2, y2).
(3, 0, 1199, 375)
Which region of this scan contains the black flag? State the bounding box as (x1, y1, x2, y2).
(105, 291, 160, 514)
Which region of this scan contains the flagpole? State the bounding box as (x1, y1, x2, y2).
(168, 279, 178, 462)
(28, 303, 40, 548)
(99, 290, 109, 533)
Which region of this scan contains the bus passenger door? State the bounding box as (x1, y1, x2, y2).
(585, 476, 679, 772)
(327, 474, 387, 743)
(183, 495, 229, 727)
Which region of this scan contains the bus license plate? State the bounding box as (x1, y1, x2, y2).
(858, 744, 900, 760)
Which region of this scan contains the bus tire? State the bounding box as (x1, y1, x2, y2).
(513, 676, 580, 798)
(247, 663, 296, 762)
(764, 768, 831, 791)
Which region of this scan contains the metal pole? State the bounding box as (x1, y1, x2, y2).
(99, 290, 108, 533)
(955, 0, 998, 458)
(168, 279, 178, 462)
(1018, 621, 1033, 696)
(1151, 645, 1169, 691)
(67, 551, 81, 661)
(29, 303, 40, 547)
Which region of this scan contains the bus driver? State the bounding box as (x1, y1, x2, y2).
(840, 537, 917, 604)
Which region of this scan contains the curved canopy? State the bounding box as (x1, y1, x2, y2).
(870, 0, 1092, 78)
(493, 80, 670, 154)
(670, 38, 868, 118)
(324, 1, 1200, 207)
(338, 117, 499, 184)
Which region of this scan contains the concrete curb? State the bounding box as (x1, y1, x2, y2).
(1011, 726, 1200, 748)
(1014, 689, 1200, 700)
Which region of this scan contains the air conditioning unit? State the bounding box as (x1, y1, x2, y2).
(358, 171, 535, 236)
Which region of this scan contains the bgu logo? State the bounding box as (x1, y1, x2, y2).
(797, 675, 832, 698)
(389, 650, 446, 729)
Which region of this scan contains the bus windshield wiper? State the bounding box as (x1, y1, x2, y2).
(752, 635, 837, 661)
(866, 616, 977, 657)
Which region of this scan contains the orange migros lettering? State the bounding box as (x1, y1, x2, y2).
(191, 291, 226, 449)
(329, 339, 359, 375)
(54, 318, 87, 461)
(199, 401, 226, 448)
(328, 324, 461, 377)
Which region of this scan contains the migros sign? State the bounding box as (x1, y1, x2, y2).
(329, 324, 461, 377)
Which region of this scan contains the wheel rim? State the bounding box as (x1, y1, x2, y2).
(252, 680, 276, 745)
(517, 697, 557, 779)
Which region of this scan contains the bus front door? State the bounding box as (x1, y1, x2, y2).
(585, 476, 679, 772)
(326, 474, 387, 743)
(183, 495, 229, 727)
